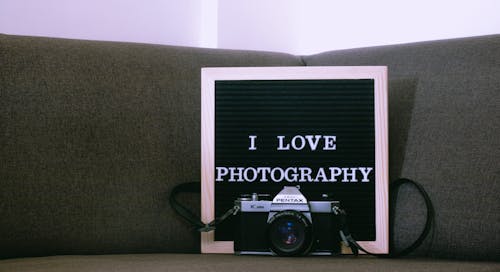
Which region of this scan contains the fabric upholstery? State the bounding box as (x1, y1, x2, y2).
(0, 34, 302, 259)
(303, 35, 500, 261)
(0, 254, 499, 272)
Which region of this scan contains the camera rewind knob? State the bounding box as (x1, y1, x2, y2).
(252, 193, 259, 201)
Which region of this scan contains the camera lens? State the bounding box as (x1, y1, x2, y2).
(267, 210, 313, 256)
(276, 220, 301, 247)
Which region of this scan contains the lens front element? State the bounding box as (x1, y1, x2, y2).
(267, 210, 313, 256)
(279, 221, 299, 245)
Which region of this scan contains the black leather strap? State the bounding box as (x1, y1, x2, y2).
(169, 182, 240, 232)
(169, 182, 205, 230)
(387, 178, 435, 257)
(345, 178, 435, 258)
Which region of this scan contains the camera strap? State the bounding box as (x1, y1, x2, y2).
(169, 178, 434, 258)
(348, 178, 435, 258)
(169, 182, 241, 232)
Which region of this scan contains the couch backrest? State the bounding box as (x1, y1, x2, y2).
(1, 34, 498, 261)
(304, 35, 500, 261)
(0, 34, 302, 259)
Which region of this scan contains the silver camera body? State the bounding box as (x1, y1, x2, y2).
(234, 186, 341, 256)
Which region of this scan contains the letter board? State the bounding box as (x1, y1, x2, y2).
(201, 66, 388, 254)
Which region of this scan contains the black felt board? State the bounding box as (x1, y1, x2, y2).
(213, 79, 375, 242)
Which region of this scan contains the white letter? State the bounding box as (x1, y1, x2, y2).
(284, 167, 299, 182)
(305, 135, 321, 151)
(257, 167, 272, 182)
(229, 167, 245, 182)
(291, 135, 306, 150)
(271, 168, 285, 182)
(277, 136, 290, 150)
(323, 135, 336, 150)
(216, 167, 228, 181)
(248, 135, 257, 150)
(314, 167, 327, 182)
(243, 167, 258, 182)
(299, 167, 313, 182)
(342, 168, 358, 182)
(329, 167, 342, 182)
(359, 167, 373, 182)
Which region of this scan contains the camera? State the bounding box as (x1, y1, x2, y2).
(233, 186, 342, 256)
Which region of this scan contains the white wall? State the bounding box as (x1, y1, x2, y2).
(217, 0, 303, 53)
(0, 0, 203, 47)
(1, 0, 499, 54)
(217, 0, 500, 54)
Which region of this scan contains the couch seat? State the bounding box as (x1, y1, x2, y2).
(1, 254, 499, 272)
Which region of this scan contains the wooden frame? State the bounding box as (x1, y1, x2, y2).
(201, 66, 388, 254)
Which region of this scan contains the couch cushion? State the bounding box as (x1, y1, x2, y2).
(0, 34, 302, 259)
(303, 35, 500, 261)
(0, 254, 499, 272)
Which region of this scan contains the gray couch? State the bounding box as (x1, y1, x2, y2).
(0, 34, 498, 271)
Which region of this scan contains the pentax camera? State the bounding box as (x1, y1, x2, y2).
(233, 186, 342, 256)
